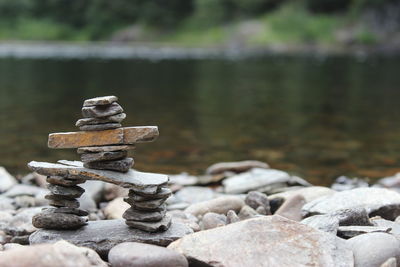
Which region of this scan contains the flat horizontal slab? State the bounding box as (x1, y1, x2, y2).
(29, 219, 193, 258)
(48, 126, 159, 149)
(28, 160, 168, 193)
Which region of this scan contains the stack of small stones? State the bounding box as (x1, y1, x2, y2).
(76, 96, 134, 173)
(32, 172, 88, 230)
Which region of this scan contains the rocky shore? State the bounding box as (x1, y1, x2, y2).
(1, 160, 400, 266)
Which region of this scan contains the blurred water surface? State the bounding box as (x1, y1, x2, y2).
(1, 56, 400, 185)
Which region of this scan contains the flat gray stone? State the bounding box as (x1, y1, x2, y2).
(48, 184, 85, 198)
(80, 123, 122, 131)
(43, 207, 89, 216)
(29, 219, 193, 258)
(126, 214, 172, 232)
(76, 113, 126, 126)
(45, 195, 80, 208)
(32, 211, 88, 230)
(80, 151, 127, 163)
(28, 161, 168, 193)
(77, 144, 135, 154)
(82, 102, 123, 118)
(338, 225, 391, 239)
(83, 95, 118, 107)
(84, 158, 134, 173)
(125, 197, 167, 210)
(168, 215, 353, 267)
(47, 176, 86, 186)
(129, 188, 171, 201)
(303, 188, 400, 220)
(130, 187, 171, 198)
(206, 160, 270, 175)
(123, 207, 166, 222)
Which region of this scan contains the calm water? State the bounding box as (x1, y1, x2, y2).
(1, 56, 400, 185)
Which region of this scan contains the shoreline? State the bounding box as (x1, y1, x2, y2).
(0, 41, 399, 60)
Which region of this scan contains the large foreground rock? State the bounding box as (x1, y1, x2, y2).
(168, 215, 353, 267)
(303, 188, 400, 220)
(108, 242, 188, 267)
(0, 240, 106, 267)
(29, 219, 193, 257)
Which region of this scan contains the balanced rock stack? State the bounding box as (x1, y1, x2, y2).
(76, 96, 134, 173)
(28, 95, 173, 233)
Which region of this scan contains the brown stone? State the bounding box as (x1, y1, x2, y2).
(48, 127, 158, 149)
(77, 145, 135, 154)
(83, 95, 118, 107)
(80, 151, 127, 163)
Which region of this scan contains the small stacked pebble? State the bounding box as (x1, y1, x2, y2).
(32, 174, 88, 230)
(76, 96, 134, 173)
(123, 186, 172, 232)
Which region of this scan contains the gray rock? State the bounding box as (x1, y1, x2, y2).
(4, 207, 42, 236)
(331, 176, 369, 191)
(126, 214, 172, 232)
(48, 184, 85, 198)
(238, 205, 258, 220)
(32, 211, 88, 229)
(0, 240, 107, 267)
(168, 173, 198, 186)
(168, 210, 200, 232)
(81, 151, 127, 163)
(0, 167, 17, 193)
(125, 198, 167, 211)
(77, 144, 134, 154)
(255, 206, 268, 215)
(10, 234, 30, 245)
(275, 194, 306, 221)
(76, 113, 126, 126)
(84, 157, 134, 172)
(173, 186, 216, 204)
(46, 195, 80, 208)
(47, 176, 85, 186)
(30, 219, 193, 258)
(130, 187, 171, 198)
(201, 212, 227, 230)
(80, 123, 122, 131)
(3, 243, 24, 250)
(303, 188, 400, 220)
(338, 225, 391, 239)
(123, 207, 166, 222)
(347, 233, 400, 267)
(168, 215, 353, 267)
(185, 196, 245, 218)
(0, 196, 15, 211)
(43, 207, 88, 216)
(3, 184, 48, 198)
(130, 190, 171, 202)
(83, 95, 118, 107)
(226, 210, 240, 224)
(82, 102, 123, 118)
(206, 160, 269, 175)
(245, 191, 271, 214)
(302, 215, 340, 234)
(269, 186, 336, 203)
(222, 168, 292, 194)
(108, 242, 188, 267)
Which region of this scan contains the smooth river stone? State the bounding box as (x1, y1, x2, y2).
(47, 184, 85, 198)
(29, 219, 194, 258)
(45, 195, 80, 208)
(44, 207, 89, 216)
(28, 161, 168, 193)
(80, 123, 122, 131)
(76, 113, 126, 127)
(32, 211, 88, 230)
(82, 102, 123, 118)
(47, 176, 85, 186)
(123, 207, 166, 222)
(129, 187, 172, 198)
(77, 144, 135, 154)
(125, 197, 167, 210)
(84, 157, 133, 172)
(48, 126, 159, 148)
(80, 151, 127, 163)
(126, 214, 172, 232)
(83, 95, 118, 107)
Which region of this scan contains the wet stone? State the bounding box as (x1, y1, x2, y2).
(123, 207, 166, 222)
(32, 211, 88, 230)
(77, 144, 135, 154)
(47, 176, 86, 186)
(82, 102, 123, 118)
(83, 95, 118, 107)
(126, 214, 172, 232)
(48, 184, 85, 198)
(84, 157, 134, 172)
(76, 113, 126, 127)
(80, 123, 122, 131)
(43, 207, 89, 216)
(125, 197, 167, 210)
(46, 195, 80, 208)
(80, 151, 127, 163)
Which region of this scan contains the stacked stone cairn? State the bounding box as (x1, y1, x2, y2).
(76, 96, 134, 173)
(30, 96, 172, 233)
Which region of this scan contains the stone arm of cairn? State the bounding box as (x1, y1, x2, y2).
(28, 96, 172, 233)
